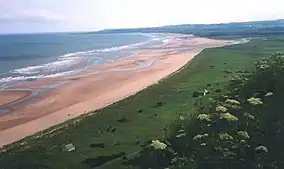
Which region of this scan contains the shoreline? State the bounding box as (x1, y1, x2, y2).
(0, 33, 195, 113)
(0, 36, 230, 147)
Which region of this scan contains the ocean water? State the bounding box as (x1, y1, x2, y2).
(0, 33, 174, 88)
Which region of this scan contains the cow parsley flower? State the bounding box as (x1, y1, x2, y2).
(219, 113, 238, 122)
(197, 114, 211, 122)
(150, 140, 167, 150)
(238, 131, 250, 139)
(226, 99, 241, 105)
(247, 97, 263, 105)
(193, 133, 209, 140)
(265, 92, 273, 97)
(255, 145, 268, 153)
(216, 105, 228, 113)
(219, 132, 233, 140)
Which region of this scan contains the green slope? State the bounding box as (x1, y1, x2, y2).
(1, 36, 284, 169)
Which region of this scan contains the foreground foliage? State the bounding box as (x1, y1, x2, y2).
(129, 53, 284, 169)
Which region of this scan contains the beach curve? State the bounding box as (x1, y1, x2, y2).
(0, 35, 231, 147)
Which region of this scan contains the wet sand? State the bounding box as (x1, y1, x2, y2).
(0, 91, 31, 107)
(0, 36, 230, 147)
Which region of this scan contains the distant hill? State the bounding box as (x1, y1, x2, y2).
(90, 19, 284, 39)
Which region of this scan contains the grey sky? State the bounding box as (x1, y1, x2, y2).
(0, 0, 283, 34)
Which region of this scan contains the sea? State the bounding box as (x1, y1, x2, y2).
(0, 32, 175, 89)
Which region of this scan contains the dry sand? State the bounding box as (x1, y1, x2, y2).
(0, 36, 230, 147)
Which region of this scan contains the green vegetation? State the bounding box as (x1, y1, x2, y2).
(147, 52, 284, 169)
(1, 36, 284, 169)
(96, 20, 284, 40)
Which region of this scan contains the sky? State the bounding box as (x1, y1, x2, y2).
(0, 0, 283, 34)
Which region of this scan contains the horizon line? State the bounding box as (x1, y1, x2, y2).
(1, 18, 283, 35)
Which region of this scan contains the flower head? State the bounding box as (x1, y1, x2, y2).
(176, 133, 186, 138)
(247, 97, 263, 105)
(255, 145, 268, 153)
(179, 116, 185, 120)
(216, 105, 228, 113)
(197, 114, 211, 122)
(226, 99, 241, 105)
(149, 140, 167, 150)
(238, 131, 250, 139)
(265, 92, 274, 97)
(219, 113, 238, 122)
(193, 133, 209, 140)
(219, 132, 233, 140)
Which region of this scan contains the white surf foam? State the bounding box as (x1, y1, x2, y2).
(12, 58, 81, 75)
(96, 41, 149, 53)
(11, 51, 88, 75)
(6, 34, 164, 84)
(0, 75, 44, 83)
(163, 39, 170, 43)
(0, 71, 76, 84)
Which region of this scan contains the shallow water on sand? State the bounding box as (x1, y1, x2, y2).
(0, 33, 177, 88)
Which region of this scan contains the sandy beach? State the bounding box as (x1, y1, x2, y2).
(0, 36, 230, 147)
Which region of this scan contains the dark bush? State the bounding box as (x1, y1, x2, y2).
(81, 152, 125, 168)
(137, 109, 143, 113)
(90, 143, 105, 148)
(153, 101, 166, 108)
(117, 117, 130, 123)
(192, 91, 203, 98)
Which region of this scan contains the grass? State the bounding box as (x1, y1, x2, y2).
(1, 36, 284, 169)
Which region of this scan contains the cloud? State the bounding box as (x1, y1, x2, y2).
(0, 9, 66, 23)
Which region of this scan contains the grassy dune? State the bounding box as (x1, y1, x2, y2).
(1, 36, 284, 169)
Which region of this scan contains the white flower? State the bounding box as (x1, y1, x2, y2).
(238, 131, 250, 139)
(255, 145, 268, 153)
(203, 89, 209, 96)
(226, 99, 241, 105)
(197, 114, 211, 122)
(247, 97, 263, 105)
(219, 133, 233, 140)
(258, 64, 269, 69)
(176, 133, 186, 138)
(219, 113, 238, 122)
(150, 140, 167, 150)
(216, 105, 228, 113)
(265, 92, 273, 97)
(193, 133, 209, 140)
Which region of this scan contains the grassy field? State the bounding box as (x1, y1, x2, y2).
(1, 36, 284, 169)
